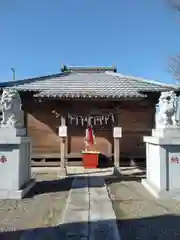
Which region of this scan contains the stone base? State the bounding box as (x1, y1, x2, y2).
(141, 179, 180, 200)
(113, 166, 121, 177)
(0, 127, 26, 137)
(152, 128, 180, 138)
(0, 178, 36, 200)
(58, 167, 67, 178)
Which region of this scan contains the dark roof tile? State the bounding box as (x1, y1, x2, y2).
(1, 71, 176, 99)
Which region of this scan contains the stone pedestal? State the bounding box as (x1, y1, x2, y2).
(142, 128, 180, 199)
(0, 127, 35, 199)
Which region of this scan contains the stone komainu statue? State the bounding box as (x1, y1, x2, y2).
(0, 89, 24, 128)
(155, 91, 178, 128)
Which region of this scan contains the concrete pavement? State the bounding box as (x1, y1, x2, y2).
(21, 170, 120, 240)
(59, 174, 120, 239)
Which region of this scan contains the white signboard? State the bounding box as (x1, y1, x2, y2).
(58, 126, 67, 137)
(168, 152, 180, 190)
(113, 127, 122, 138)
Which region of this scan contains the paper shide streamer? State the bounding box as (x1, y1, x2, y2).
(68, 113, 115, 126)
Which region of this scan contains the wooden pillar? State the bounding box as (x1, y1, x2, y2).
(61, 115, 66, 126)
(24, 110, 28, 137)
(60, 115, 66, 169)
(114, 138, 120, 167)
(113, 127, 122, 167)
(107, 141, 112, 157)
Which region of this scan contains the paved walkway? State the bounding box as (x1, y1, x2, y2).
(60, 174, 120, 239)
(21, 172, 120, 240)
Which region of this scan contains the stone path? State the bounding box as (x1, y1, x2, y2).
(21, 173, 120, 240)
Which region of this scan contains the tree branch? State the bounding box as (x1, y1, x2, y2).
(169, 0, 180, 11)
(168, 55, 180, 81)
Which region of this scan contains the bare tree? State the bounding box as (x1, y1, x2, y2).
(168, 0, 180, 81)
(170, 0, 180, 11)
(169, 56, 180, 81)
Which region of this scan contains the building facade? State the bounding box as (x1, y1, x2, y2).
(0, 66, 176, 164)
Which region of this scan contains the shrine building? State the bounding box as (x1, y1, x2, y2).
(0, 65, 176, 166)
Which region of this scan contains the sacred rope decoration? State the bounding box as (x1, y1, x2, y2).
(67, 113, 115, 126)
(52, 109, 115, 127)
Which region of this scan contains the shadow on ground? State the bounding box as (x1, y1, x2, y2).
(28, 165, 146, 197)
(25, 174, 118, 197)
(0, 215, 180, 240)
(117, 214, 180, 240)
(98, 154, 114, 168)
(105, 168, 146, 184)
(26, 176, 73, 198)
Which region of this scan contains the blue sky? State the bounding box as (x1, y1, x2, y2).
(0, 0, 179, 83)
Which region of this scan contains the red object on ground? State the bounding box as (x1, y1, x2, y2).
(82, 152, 99, 168)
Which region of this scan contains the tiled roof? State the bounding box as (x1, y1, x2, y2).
(0, 71, 176, 99)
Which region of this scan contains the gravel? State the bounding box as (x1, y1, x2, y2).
(0, 173, 73, 240)
(105, 173, 180, 240)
